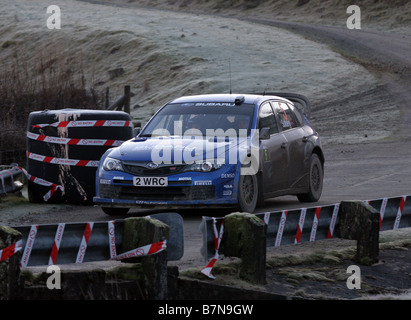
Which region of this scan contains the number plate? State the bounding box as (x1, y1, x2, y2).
(133, 177, 168, 187)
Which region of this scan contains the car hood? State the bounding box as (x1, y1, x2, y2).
(109, 136, 248, 163)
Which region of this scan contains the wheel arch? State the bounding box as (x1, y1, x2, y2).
(312, 146, 325, 168)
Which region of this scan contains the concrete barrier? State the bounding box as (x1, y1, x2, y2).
(1, 215, 179, 300)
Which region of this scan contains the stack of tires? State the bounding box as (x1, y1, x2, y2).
(26, 109, 133, 204)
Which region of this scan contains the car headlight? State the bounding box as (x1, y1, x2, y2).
(183, 159, 224, 173)
(103, 157, 124, 172)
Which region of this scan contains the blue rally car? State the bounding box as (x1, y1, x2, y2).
(93, 93, 324, 215)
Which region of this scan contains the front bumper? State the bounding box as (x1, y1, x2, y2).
(93, 164, 239, 208)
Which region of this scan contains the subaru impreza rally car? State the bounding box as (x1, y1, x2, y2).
(93, 93, 324, 215)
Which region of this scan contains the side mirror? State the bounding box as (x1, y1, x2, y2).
(134, 127, 141, 137)
(259, 127, 270, 140)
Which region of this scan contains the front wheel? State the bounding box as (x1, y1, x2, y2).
(297, 154, 323, 203)
(238, 174, 258, 213)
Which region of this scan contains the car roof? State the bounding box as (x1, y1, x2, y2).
(169, 93, 291, 105)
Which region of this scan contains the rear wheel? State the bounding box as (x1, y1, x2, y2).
(238, 174, 258, 213)
(297, 154, 323, 203)
(102, 207, 130, 216)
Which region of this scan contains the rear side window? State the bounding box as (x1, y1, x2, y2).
(288, 103, 303, 126)
(271, 101, 298, 131)
(258, 103, 279, 134)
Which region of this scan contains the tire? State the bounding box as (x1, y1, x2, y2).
(102, 207, 130, 216)
(297, 154, 323, 203)
(238, 174, 258, 213)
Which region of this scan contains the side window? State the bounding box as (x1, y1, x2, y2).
(272, 101, 298, 131)
(258, 103, 279, 135)
(287, 103, 303, 127)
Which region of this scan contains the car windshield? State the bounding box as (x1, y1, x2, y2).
(141, 103, 255, 138)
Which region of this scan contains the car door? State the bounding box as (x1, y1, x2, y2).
(258, 102, 289, 191)
(271, 101, 306, 189)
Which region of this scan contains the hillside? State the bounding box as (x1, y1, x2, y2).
(1, 0, 406, 144)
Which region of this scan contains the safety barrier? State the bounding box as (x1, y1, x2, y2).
(0, 164, 24, 194)
(201, 194, 411, 277)
(11, 212, 183, 267)
(26, 109, 133, 204)
(367, 196, 410, 231)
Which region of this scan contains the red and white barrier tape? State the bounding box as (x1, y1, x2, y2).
(27, 131, 124, 147)
(377, 198, 388, 230)
(111, 240, 167, 260)
(327, 204, 339, 238)
(275, 210, 288, 247)
(20, 225, 38, 267)
(108, 221, 117, 259)
(27, 151, 99, 167)
(76, 222, 94, 264)
(16, 166, 63, 202)
(49, 223, 65, 265)
(309, 206, 322, 241)
(201, 218, 224, 279)
(366, 196, 407, 230)
(32, 120, 132, 129)
(0, 240, 23, 262)
(394, 196, 407, 230)
(294, 208, 307, 244)
(19, 220, 166, 267)
(273, 204, 339, 246)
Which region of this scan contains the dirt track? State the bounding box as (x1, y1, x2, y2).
(2, 0, 411, 300)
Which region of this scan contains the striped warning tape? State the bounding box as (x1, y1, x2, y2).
(49, 223, 65, 265)
(108, 220, 117, 259)
(76, 222, 94, 264)
(32, 119, 132, 129)
(111, 240, 167, 260)
(0, 240, 23, 262)
(257, 204, 340, 248)
(367, 195, 409, 231)
(27, 131, 125, 147)
(309, 207, 322, 242)
(394, 196, 406, 230)
(106, 219, 167, 261)
(18, 220, 166, 266)
(275, 210, 288, 247)
(20, 225, 38, 267)
(201, 203, 340, 279)
(27, 151, 99, 167)
(294, 208, 307, 244)
(201, 218, 224, 279)
(16, 166, 64, 202)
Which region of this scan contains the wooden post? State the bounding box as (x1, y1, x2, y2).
(124, 85, 130, 114)
(337, 201, 380, 265)
(223, 212, 267, 284)
(121, 217, 169, 299)
(105, 87, 110, 109)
